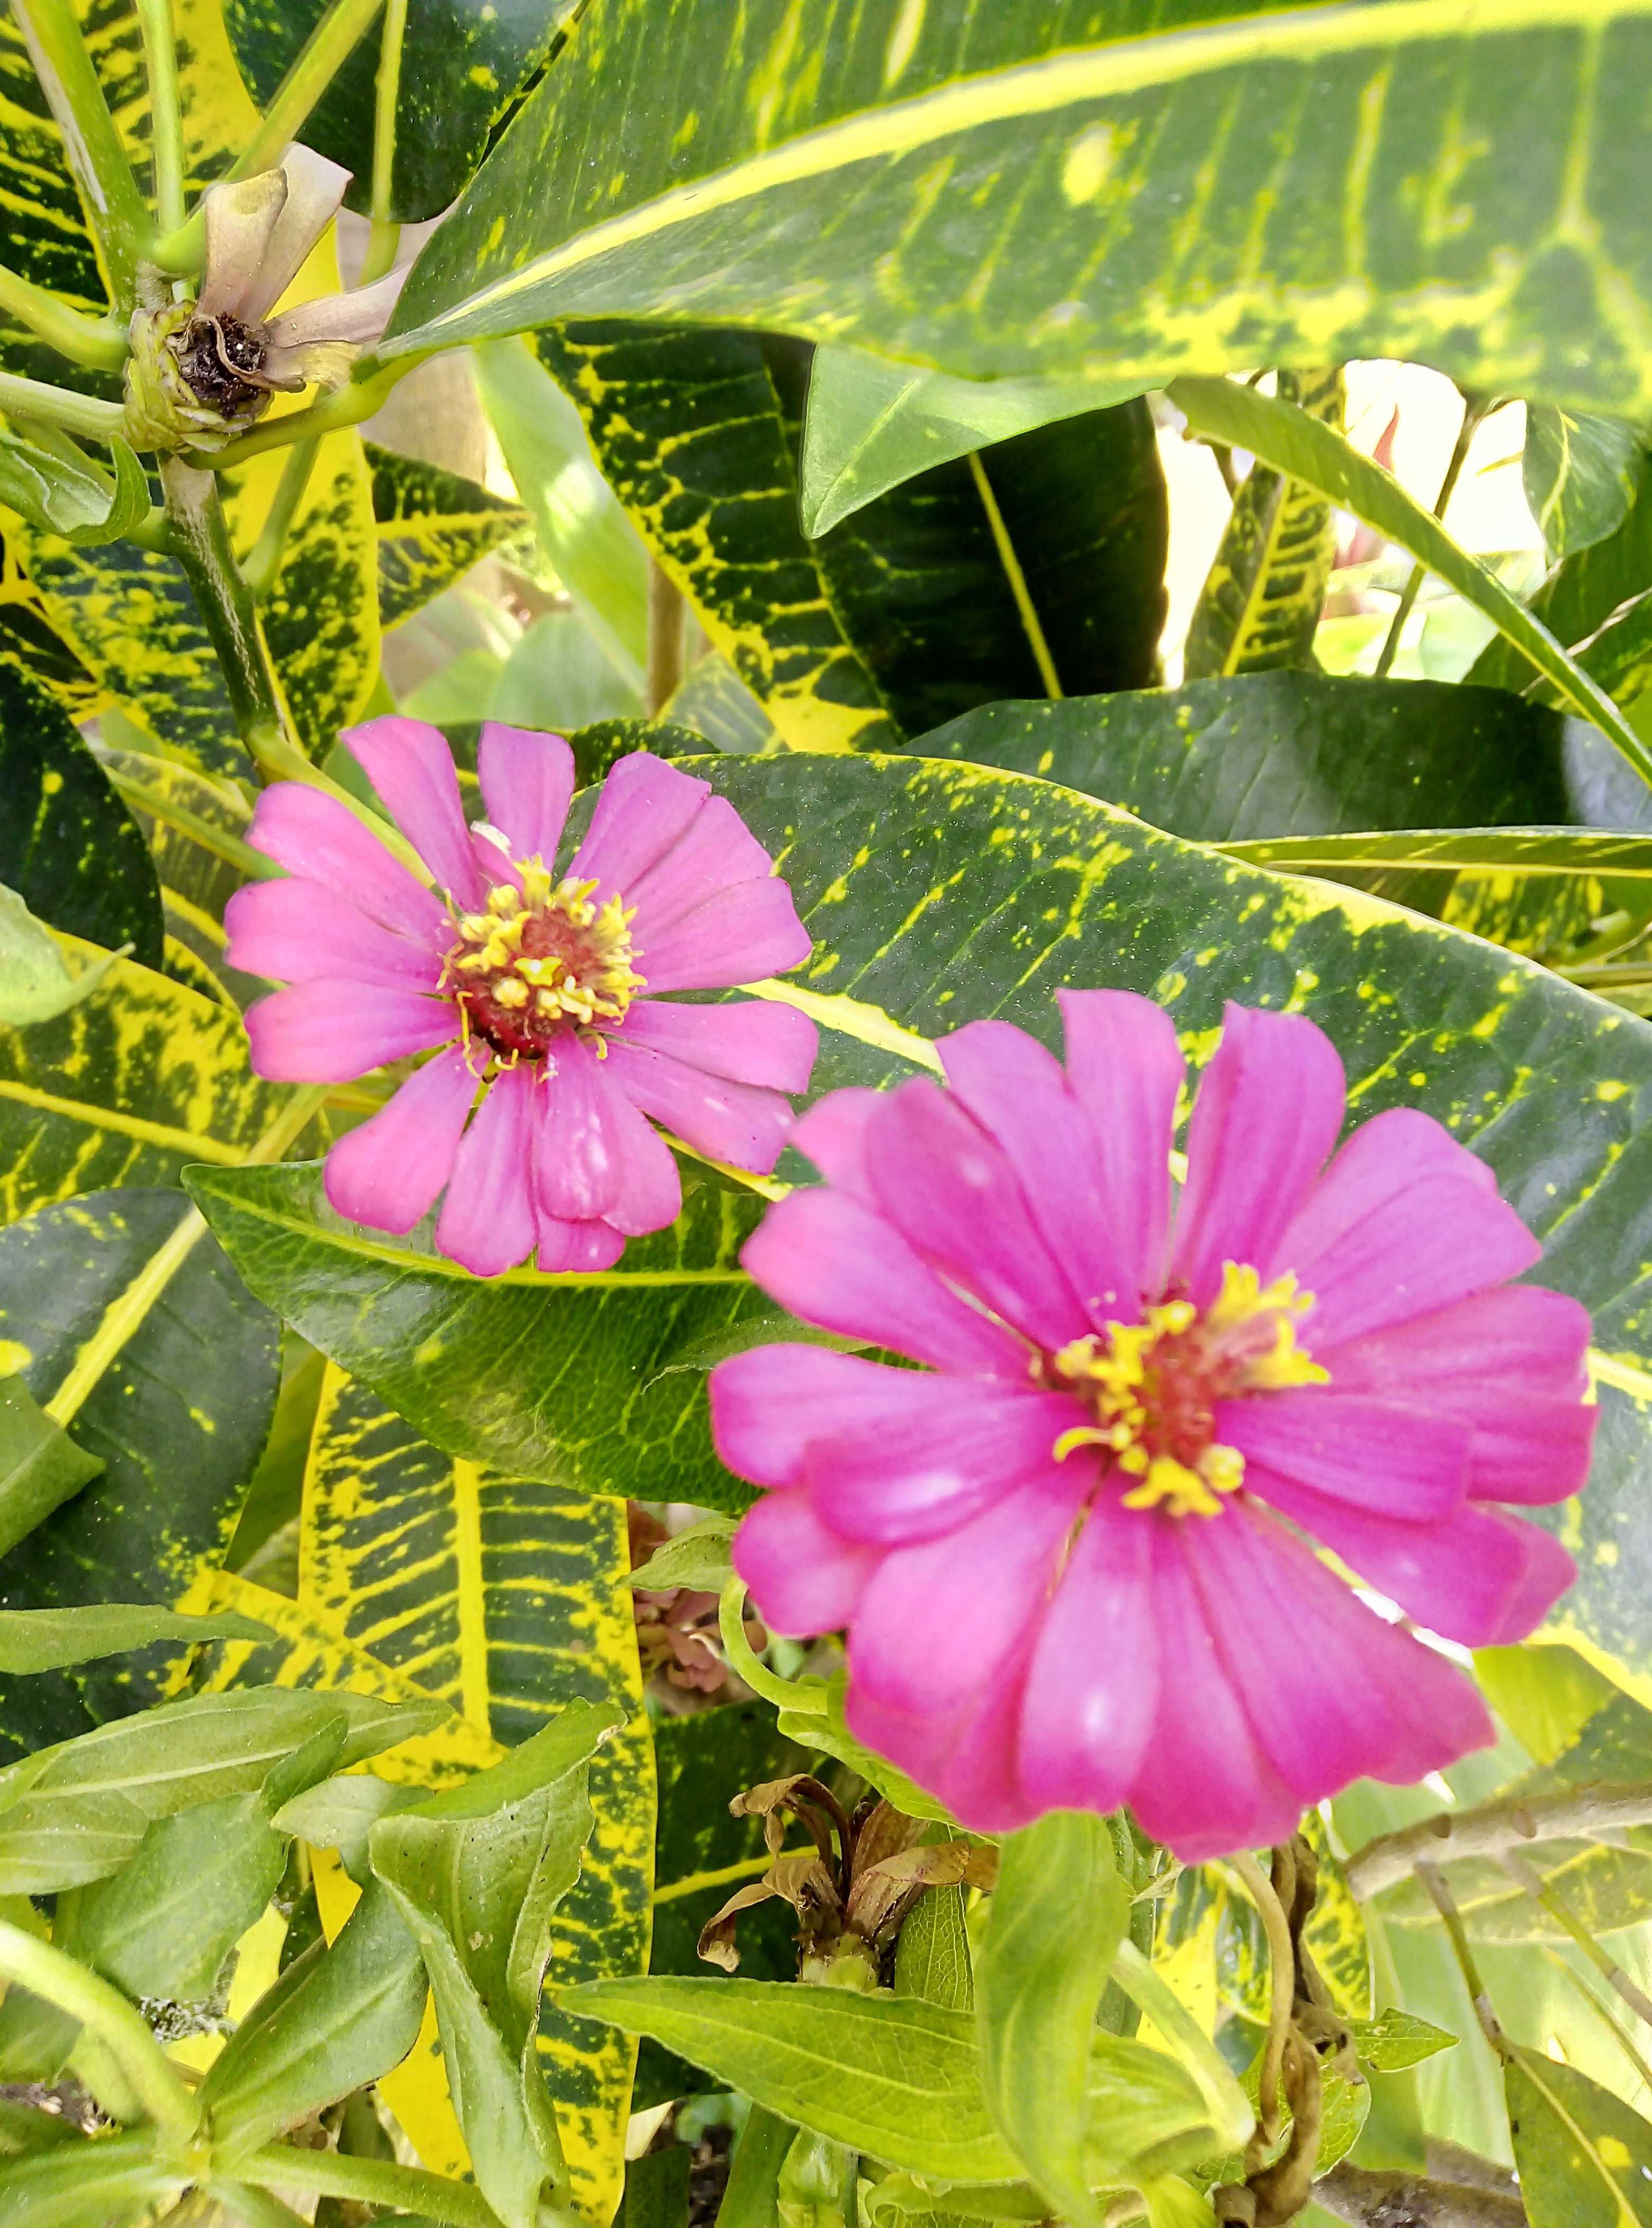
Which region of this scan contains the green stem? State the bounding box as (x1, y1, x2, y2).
(1372, 393, 1492, 681)
(0, 264, 128, 370)
(1415, 1861, 1508, 2061)
(357, 0, 408, 285)
(0, 1919, 199, 2142)
(134, 0, 185, 235)
(158, 454, 288, 756)
(238, 2144, 507, 2226)
(149, 0, 387, 272)
(719, 1573, 827, 1713)
(9, 0, 150, 304)
(104, 767, 282, 882)
(241, 438, 320, 601)
(186, 356, 418, 468)
(0, 366, 128, 441)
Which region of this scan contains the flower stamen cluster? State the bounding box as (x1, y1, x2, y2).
(445, 856, 645, 1058)
(1045, 1264, 1326, 1519)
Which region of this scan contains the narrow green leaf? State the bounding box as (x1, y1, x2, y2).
(977, 1814, 1128, 2223)
(1216, 828, 1652, 876)
(1525, 409, 1647, 564)
(0, 2125, 184, 2224)
(718, 2106, 797, 2228)
(1506, 2043, 1652, 2226)
(556, 1975, 1021, 2183)
(1169, 374, 1652, 784)
(0, 1604, 270, 1675)
(0, 1374, 102, 1561)
(625, 2143, 691, 2228)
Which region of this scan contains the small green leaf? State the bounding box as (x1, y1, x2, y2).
(557, 1976, 1021, 2182)
(0, 434, 147, 549)
(1525, 410, 1648, 564)
(1084, 2031, 1230, 2189)
(1346, 2009, 1459, 2073)
(977, 1813, 1129, 2223)
(1506, 2043, 1652, 2227)
(776, 1671, 957, 1826)
(0, 1604, 271, 1675)
(0, 1374, 103, 1562)
(626, 1516, 738, 1596)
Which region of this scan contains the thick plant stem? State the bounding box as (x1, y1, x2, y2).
(1345, 1782, 1652, 1900)
(9, 0, 149, 303)
(718, 1574, 827, 1713)
(0, 1919, 199, 2142)
(159, 453, 290, 761)
(0, 366, 127, 440)
(189, 357, 419, 468)
(1315, 2161, 1527, 2227)
(0, 264, 127, 369)
(134, 0, 184, 235)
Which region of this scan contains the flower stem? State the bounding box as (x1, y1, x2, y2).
(1414, 1861, 1508, 2060)
(0, 1919, 200, 2142)
(133, 0, 185, 235)
(10, 0, 150, 306)
(159, 453, 291, 759)
(0, 264, 128, 370)
(240, 437, 321, 601)
(1228, 1848, 1295, 2147)
(0, 366, 128, 441)
(718, 1573, 827, 1713)
(238, 2144, 506, 2226)
(357, 0, 408, 286)
(149, 0, 388, 272)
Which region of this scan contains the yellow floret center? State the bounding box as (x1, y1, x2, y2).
(444, 857, 645, 1057)
(1046, 1263, 1327, 1519)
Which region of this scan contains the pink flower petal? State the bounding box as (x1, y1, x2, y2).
(638, 878, 813, 993)
(476, 724, 576, 862)
(625, 794, 781, 932)
(243, 981, 456, 1082)
(1247, 1467, 1575, 1646)
(343, 716, 484, 910)
(939, 1021, 1143, 1328)
(322, 1045, 480, 1234)
(434, 1064, 537, 1277)
(224, 877, 443, 990)
(1058, 990, 1185, 1302)
(1319, 1284, 1591, 1400)
(571, 752, 709, 896)
(711, 1346, 927, 1489)
(734, 1492, 880, 1636)
(1217, 1389, 1472, 1521)
(740, 1188, 1027, 1377)
(248, 783, 452, 948)
(1285, 1175, 1543, 1351)
(865, 1079, 1091, 1352)
(535, 1214, 626, 1273)
(614, 998, 818, 1093)
(1126, 1525, 1300, 1861)
(1186, 1505, 1492, 1802)
(790, 1090, 881, 1200)
(1018, 1497, 1160, 1815)
(805, 1381, 1084, 1545)
(600, 1038, 795, 1174)
(530, 1031, 626, 1223)
(853, 1650, 1039, 1836)
(1270, 1107, 1497, 1283)
(1173, 1004, 1345, 1308)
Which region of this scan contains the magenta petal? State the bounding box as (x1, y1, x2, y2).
(615, 998, 818, 1093)
(851, 1651, 1039, 1836)
(225, 877, 444, 990)
(625, 794, 780, 932)
(531, 1031, 625, 1222)
(535, 1214, 625, 1273)
(600, 1079, 683, 1236)
(1018, 1497, 1160, 1815)
(710, 1346, 929, 1489)
(600, 1038, 794, 1174)
(1249, 1467, 1574, 1646)
(940, 1021, 1142, 1327)
(740, 1188, 1027, 1377)
(1173, 1004, 1345, 1308)
(734, 1493, 879, 1636)
(248, 783, 451, 948)
(476, 724, 576, 861)
(806, 1382, 1083, 1545)
(638, 878, 813, 993)
(1285, 1175, 1542, 1351)
(343, 716, 484, 909)
(866, 1080, 1091, 1351)
(434, 1064, 537, 1277)
(1126, 1525, 1299, 1862)
(1218, 1388, 1472, 1520)
(1058, 990, 1184, 1301)
(1270, 1107, 1496, 1284)
(790, 1090, 881, 1200)
(1187, 1506, 1493, 1803)
(322, 1046, 479, 1234)
(1320, 1284, 1591, 1402)
(570, 751, 708, 895)
(243, 981, 456, 1082)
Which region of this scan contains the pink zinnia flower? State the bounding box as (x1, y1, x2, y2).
(711, 994, 1595, 1860)
(225, 721, 817, 1273)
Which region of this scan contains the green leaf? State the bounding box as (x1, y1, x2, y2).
(800, 346, 1150, 539)
(225, 0, 576, 221)
(626, 2142, 691, 2228)
(1525, 410, 1648, 564)
(0, 2126, 184, 2226)
(0, 1603, 271, 1674)
(720, 2107, 799, 2228)
(488, 609, 644, 733)
(1378, 1840, 1652, 1944)
(366, 440, 529, 636)
(665, 654, 779, 755)
(1219, 828, 1652, 877)
(0, 886, 130, 1028)
(1183, 369, 1345, 679)
(0, 519, 101, 722)
(0, 1372, 103, 1563)
(1168, 375, 1652, 783)
(472, 337, 650, 692)
(1471, 448, 1652, 698)
(0, 435, 147, 550)
(0, 944, 294, 1223)
(627, 1517, 738, 1596)
(976, 1814, 1128, 2224)
(894, 1879, 974, 2015)
(0, 1188, 280, 1756)
(1506, 2044, 1652, 2227)
(1346, 2010, 1459, 2073)
(202, 1879, 428, 2161)
(1473, 1644, 1621, 1765)
(1084, 2031, 1233, 2190)
(391, 0, 1652, 423)
(0, 667, 160, 967)
(555, 1975, 1022, 2183)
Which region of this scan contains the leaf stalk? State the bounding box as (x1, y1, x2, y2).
(0, 264, 128, 370)
(0, 366, 129, 440)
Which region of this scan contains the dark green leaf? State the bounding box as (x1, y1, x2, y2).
(977, 1814, 1128, 2223)
(0, 1188, 280, 1757)
(565, 718, 712, 787)
(0, 665, 160, 967)
(0, 1374, 103, 1563)
(392, 0, 1652, 421)
(626, 2144, 690, 2228)
(366, 439, 529, 635)
(556, 1975, 1021, 2182)
(1506, 2044, 1652, 2227)
(0, 1603, 271, 1675)
(225, 0, 576, 221)
(1524, 410, 1647, 564)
